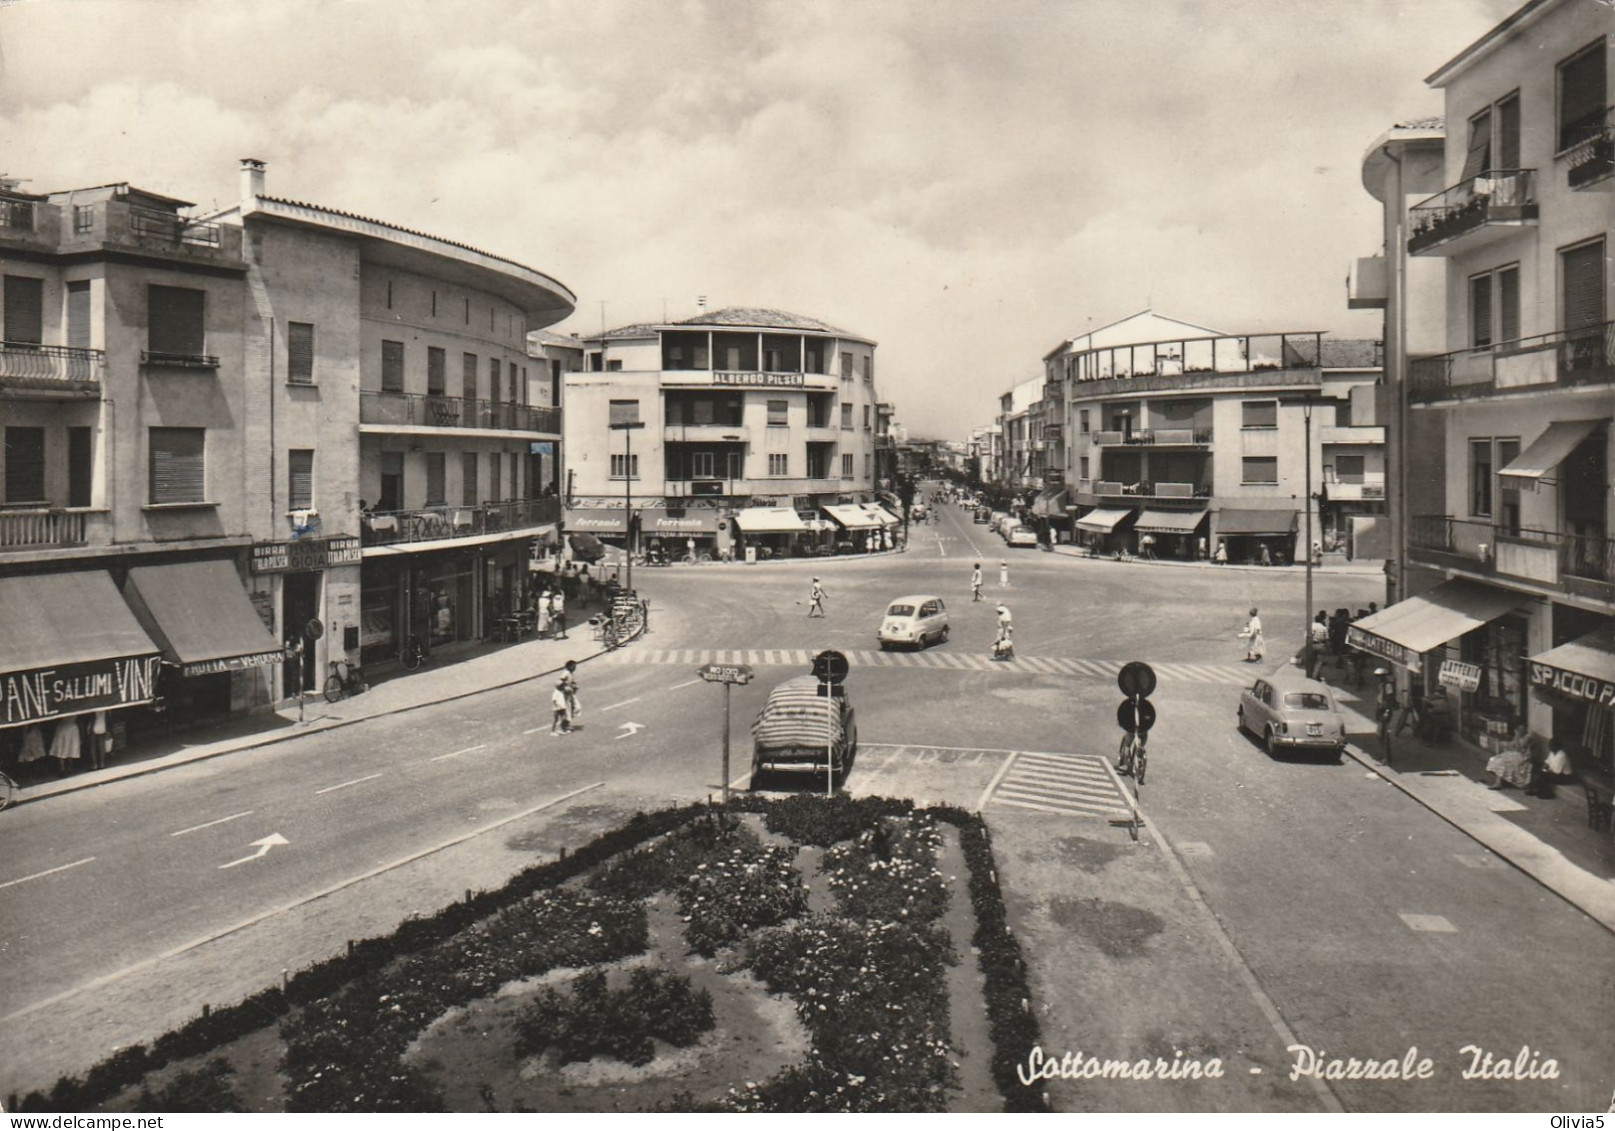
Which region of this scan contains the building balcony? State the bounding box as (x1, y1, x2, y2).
(664, 422, 747, 442)
(1407, 169, 1538, 256)
(360, 391, 561, 435)
(0, 343, 104, 398)
(1409, 514, 1615, 599)
(361, 496, 561, 547)
(0, 507, 93, 551)
(1321, 481, 1385, 502)
(1566, 108, 1614, 192)
(1409, 320, 1614, 403)
(1076, 479, 1210, 500)
(1319, 424, 1385, 445)
(61, 198, 245, 267)
(0, 193, 59, 255)
(1091, 427, 1211, 447)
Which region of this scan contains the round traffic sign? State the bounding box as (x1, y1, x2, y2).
(304, 618, 325, 640)
(1116, 697, 1157, 735)
(1117, 660, 1157, 699)
(812, 648, 850, 684)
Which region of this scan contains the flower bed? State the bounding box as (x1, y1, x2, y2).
(513, 966, 715, 1068)
(822, 814, 948, 924)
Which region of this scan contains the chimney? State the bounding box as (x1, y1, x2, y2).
(239, 158, 266, 205)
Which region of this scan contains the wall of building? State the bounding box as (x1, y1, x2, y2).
(565, 371, 665, 497)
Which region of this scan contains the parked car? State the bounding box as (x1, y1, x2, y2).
(988, 510, 1010, 533)
(751, 674, 857, 778)
(973, 507, 992, 524)
(878, 594, 950, 649)
(1237, 674, 1347, 758)
(1006, 524, 1039, 547)
(910, 501, 928, 521)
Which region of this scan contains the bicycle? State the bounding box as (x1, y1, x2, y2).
(0, 767, 17, 812)
(324, 658, 367, 702)
(1116, 731, 1147, 786)
(398, 635, 426, 671)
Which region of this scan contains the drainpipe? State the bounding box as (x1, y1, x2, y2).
(1384, 143, 1408, 609)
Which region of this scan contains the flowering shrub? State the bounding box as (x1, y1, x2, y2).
(590, 809, 748, 901)
(513, 966, 715, 1067)
(678, 842, 809, 956)
(821, 815, 947, 925)
(757, 794, 912, 846)
(131, 1058, 242, 1114)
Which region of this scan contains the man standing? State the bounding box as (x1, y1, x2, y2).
(808, 577, 827, 617)
(971, 562, 983, 602)
(550, 588, 568, 640)
(1242, 607, 1264, 663)
(550, 679, 572, 735)
(560, 659, 581, 724)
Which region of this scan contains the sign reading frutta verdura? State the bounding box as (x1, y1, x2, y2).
(251, 536, 362, 574)
(698, 663, 754, 685)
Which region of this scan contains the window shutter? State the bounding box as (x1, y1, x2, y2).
(288, 449, 314, 510)
(288, 322, 315, 384)
(381, 340, 404, 391)
(490, 357, 501, 403)
(426, 452, 446, 505)
(68, 427, 92, 508)
(147, 286, 204, 356)
(1563, 240, 1606, 331)
(4, 426, 46, 503)
(66, 281, 91, 350)
(1461, 111, 1491, 181)
(1470, 273, 1493, 347)
(1498, 267, 1520, 344)
(463, 352, 477, 399)
(1559, 41, 1607, 150)
(427, 347, 445, 395)
(149, 428, 205, 504)
(3, 275, 43, 344)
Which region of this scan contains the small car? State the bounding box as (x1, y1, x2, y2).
(1006, 524, 1039, 547)
(973, 507, 991, 524)
(752, 675, 857, 778)
(910, 501, 928, 521)
(878, 594, 950, 649)
(1237, 674, 1347, 758)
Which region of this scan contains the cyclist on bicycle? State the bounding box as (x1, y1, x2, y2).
(1117, 729, 1147, 784)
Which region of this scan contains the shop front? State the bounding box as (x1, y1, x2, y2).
(640, 506, 722, 562)
(733, 507, 808, 560)
(1214, 508, 1298, 565)
(824, 503, 886, 553)
(1134, 508, 1207, 561)
(249, 535, 364, 698)
(0, 570, 163, 778)
(360, 532, 536, 664)
(1030, 487, 1069, 546)
(859, 503, 902, 550)
(1528, 620, 1615, 783)
(1072, 506, 1134, 555)
(563, 506, 629, 552)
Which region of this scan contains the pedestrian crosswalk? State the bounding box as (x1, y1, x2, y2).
(600, 647, 1247, 684)
(983, 749, 1133, 819)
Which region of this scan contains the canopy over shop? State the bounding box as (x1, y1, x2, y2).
(1073, 507, 1133, 533)
(1529, 623, 1615, 776)
(1347, 579, 1525, 673)
(1135, 508, 1207, 558)
(1215, 508, 1298, 563)
(123, 561, 285, 679)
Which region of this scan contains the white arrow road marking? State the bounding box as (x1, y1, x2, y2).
(0, 857, 95, 891)
(616, 721, 646, 739)
(218, 833, 289, 870)
(315, 772, 383, 795)
(430, 744, 487, 762)
(171, 811, 254, 837)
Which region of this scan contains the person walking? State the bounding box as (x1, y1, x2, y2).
(549, 679, 572, 735)
(1213, 540, 1228, 565)
(560, 659, 581, 724)
(808, 577, 827, 617)
(971, 562, 983, 602)
(549, 587, 568, 640)
(1259, 542, 1272, 567)
(1308, 611, 1329, 679)
(1241, 607, 1264, 663)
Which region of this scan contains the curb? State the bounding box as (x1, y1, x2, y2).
(1048, 548, 1384, 577)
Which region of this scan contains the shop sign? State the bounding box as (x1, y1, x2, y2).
(252, 536, 361, 574)
(1347, 625, 1412, 669)
(181, 650, 289, 678)
(1438, 660, 1482, 692)
(1, 655, 163, 726)
(1530, 662, 1615, 707)
(712, 371, 805, 388)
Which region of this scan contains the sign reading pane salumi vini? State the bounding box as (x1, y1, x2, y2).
(2, 655, 163, 726)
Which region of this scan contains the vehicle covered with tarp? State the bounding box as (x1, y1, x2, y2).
(750, 674, 857, 777)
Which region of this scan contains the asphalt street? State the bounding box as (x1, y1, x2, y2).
(0, 491, 1609, 1111)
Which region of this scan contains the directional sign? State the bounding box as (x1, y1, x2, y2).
(1117, 661, 1157, 699)
(219, 832, 289, 870)
(1116, 698, 1157, 735)
(812, 649, 850, 685)
(698, 663, 754, 685)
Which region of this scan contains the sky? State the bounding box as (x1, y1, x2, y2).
(1, 0, 1525, 439)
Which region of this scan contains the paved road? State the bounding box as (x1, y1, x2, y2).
(1, 488, 1608, 1111)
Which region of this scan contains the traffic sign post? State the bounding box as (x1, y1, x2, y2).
(698, 663, 753, 803)
(812, 650, 848, 798)
(1114, 661, 1156, 837)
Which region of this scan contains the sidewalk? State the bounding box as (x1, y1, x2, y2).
(1308, 657, 1615, 934)
(1049, 543, 1385, 577)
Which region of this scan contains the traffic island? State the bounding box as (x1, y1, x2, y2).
(15, 798, 1043, 1114)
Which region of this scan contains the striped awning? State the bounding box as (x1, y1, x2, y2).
(1135, 509, 1207, 534)
(1074, 507, 1133, 533)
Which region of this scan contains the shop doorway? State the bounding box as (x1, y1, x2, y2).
(283, 571, 322, 695)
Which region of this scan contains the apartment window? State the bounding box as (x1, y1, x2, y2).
(379, 451, 404, 512)
(1333, 454, 1365, 484)
(840, 453, 853, 479)
(464, 297, 470, 324)
(490, 357, 502, 403)
(840, 351, 853, 381)
(386, 280, 393, 309)
(509, 456, 518, 499)
(605, 359, 622, 371)
(3, 275, 43, 345)
(66, 281, 91, 350)
(610, 453, 640, 479)
(770, 453, 789, 477)
(462, 352, 478, 399)
(148, 427, 206, 504)
(1241, 456, 1278, 485)
(863, 405, 871, 430)
(147, 285, 205, 357)
(1463, 91, 1520, 179)
(67, 427, 92, 508)
(1558, 39, 1606, 152)
(1079, 410, 1090, 435)
(864, 453, 872, 478)
(1241, 400, 1277, 429)
(462, 451, 478, 506)
(287, 322, 315, 385)
(841, 404, 853, 430)
(1469, 264, 1520, 349)
(425, 452, 445, 506)
(692, 451, 715, 478)
(489, 451, 502, 502)
(807, 445, 830, 479)
(288, 448, 314, 510)
(1562, 238, 1606, 336)
(381, 340, 405, 392)
(426, 347, 446, 396)
(726, 452, 743, 480)
(1470, 438, 1493, 518)
(1496, 438, 1522, 535)
(4, 426, 45, 503)
(767, 399, 789, 427)
(863, 354, 873, 383)
(1470, 273, 1493, 348)
(73, 205, 93, 234)
(1079, 456, 1090, 479)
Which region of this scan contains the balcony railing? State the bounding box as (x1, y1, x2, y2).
(0, 508, 89, 550)
(1069, 332, 1322, 385)
(360, 390, 561, 434)
(0, 342, 105, 390)
(1566, 106, 1614, 191)
(1091, 427, 1211, 446)
(141, 350, 219, 369)
(1410, 514, 1614, 586)
(361, 496, 561, 546)
(0, 197, 35, 231)
(126, 204, 223, 248)
(1408, 170, 1538, 255)
(1409, 319, 1615, 402)
(1079, 479, 1209, 499)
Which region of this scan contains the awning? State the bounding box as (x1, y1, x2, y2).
(564, 507, 627, 534)
(1031, 488, 1068, 517)
(1528, 623, 1615, 706)
(1346, 579, 1525, 671)
(1074, 507, 1134, 533)
(860, 503, 900, 527)
(824, 504, 883, 530)
(734, 507, 807, 534)
(123, 560, 286, 678)
(1498, 419, 1603, 489)
(1216, 509, 1298, 536)
(1135, 509, 1207, 534)
(0, 571, 164, 727)
(640, 508, 720, 535)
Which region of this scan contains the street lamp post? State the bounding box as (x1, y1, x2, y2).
(1303, 400, 1314, 675)
(610, 418, 646, 591)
